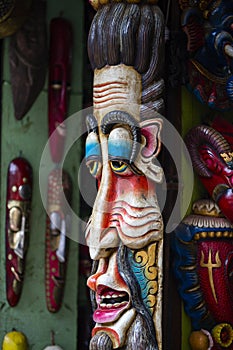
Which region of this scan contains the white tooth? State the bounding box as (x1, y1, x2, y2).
(119, 301, 127, 306)
(112, 294, 118, 298)
(100, 303, 106, 307)
(105, 295, 111, 299)
(113, 303, 120, 308)
(106, 304, 112, 308)
(118, 293, 125, 297)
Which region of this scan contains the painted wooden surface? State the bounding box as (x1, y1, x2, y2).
(181, 88, 232, 350)
(0, 0, 83, 348)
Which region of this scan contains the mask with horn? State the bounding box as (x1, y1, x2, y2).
(178, 0, 233, 110)
(185, 118, 233, 223)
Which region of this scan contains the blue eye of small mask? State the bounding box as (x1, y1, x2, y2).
(85, 139, 101, 160)
(108, 139, 132, 162)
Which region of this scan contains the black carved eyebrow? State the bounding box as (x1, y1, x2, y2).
(101, 110, 141, 164)
(86, 114, 98, 134)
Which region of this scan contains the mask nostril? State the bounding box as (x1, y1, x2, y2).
(105, 247, 116, 253)
(103, 247, 118, 258)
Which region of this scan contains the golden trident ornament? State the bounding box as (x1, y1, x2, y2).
(200, 249, 222, 304)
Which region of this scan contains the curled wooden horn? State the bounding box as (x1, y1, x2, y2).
(185, 125, 232, 177)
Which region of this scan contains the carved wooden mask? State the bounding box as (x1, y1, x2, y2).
(85, 1, 165, 349)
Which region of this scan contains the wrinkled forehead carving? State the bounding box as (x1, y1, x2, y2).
(93, 65, 142, 117)
(94, 65, 142, 122)
(88, 2, 165, 118)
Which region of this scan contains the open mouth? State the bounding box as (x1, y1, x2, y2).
(94, 285, 130, 324)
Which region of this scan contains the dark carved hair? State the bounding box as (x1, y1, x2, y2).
(88, 2, 165, 118)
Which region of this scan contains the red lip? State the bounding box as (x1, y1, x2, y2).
(93, 285, 130, 324)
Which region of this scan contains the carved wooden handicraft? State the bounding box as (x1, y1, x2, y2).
(45, 16, 73, 312)
(173, 118, 233, 349)
(45, 168, 72, 312)
(5, 157, 32, 307)
(9, 0, 47, 120)
(178, 0, 233, 110)
(48, 17, 73, 164)
(85, 1, 165, 349)
(172, 1, 233, 347)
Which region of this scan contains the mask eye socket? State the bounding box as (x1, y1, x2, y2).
(110, 160, 132, 175)
(86, 160, 102, 178)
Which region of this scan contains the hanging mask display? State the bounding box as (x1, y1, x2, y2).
(45, 16, 73, 313)
(48, 17, 73, 164)
(45, 168, 72, 312)
(172, 199, 233, 349)
(5, 157, 32, 307)
(9, 0, 47, 120)
(178, 0, 233, 110)
(185, 118, 233, 223)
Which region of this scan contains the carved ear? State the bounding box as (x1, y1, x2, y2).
(140, 118, 163, 158)
(185, 125, 232, 178)
(134, 118, 163, 183)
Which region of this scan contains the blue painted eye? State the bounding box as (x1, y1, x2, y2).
(110, 160, 133, 176)
(85, 132, 101, 159)
(108, 127, 132, 162)
(110, 161, 128, 173)
(86, 160, 102, 178)
(85, 132, 102, 178)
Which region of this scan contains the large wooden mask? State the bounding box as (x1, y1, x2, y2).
(178, 0, 233, 110)
(172, 118, 233, 349)
(85, 1, 165, 349)
(173, 199, 233, 349)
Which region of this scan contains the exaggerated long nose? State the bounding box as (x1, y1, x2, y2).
(87, 251, 128, 293)
(87, 258, 108, 291)
(86, 144, 120, 260)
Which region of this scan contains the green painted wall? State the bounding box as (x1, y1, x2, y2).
(0, 1, 83, 348)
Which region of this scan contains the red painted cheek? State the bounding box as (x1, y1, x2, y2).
(95, 169, 155, 231)
(114, 173, 151, 197)
(97, 171, 117, 230)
